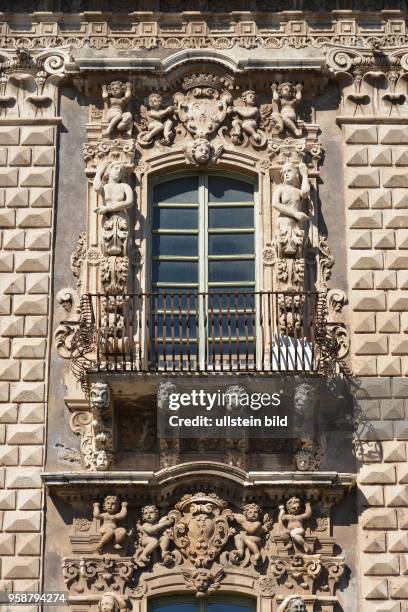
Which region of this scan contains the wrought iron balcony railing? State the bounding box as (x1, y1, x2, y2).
(70, 290, 330, 377)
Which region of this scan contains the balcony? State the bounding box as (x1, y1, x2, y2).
(69, 290, 334, 377)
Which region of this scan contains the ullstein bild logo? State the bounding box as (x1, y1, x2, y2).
(167, 389, 282, 411)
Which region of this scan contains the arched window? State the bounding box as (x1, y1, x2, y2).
(151, 595, 256, 612)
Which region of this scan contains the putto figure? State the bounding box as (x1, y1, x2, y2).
(279, 497, 312, 553)
(93, 495, 128, 553)
(137, 93, 175, 145)
(271, 82, 303, 137)
(231, 503, 272, 565)
(230, 90, 264, 145)
(135, 505, 175, 566)
(102, 81, 133, 138)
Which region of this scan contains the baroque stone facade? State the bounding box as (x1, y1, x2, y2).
(0, 4, 406, 612)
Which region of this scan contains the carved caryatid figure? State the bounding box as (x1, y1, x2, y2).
(272, 161, 311, 259)
(271, 82, 303, 137)
(231, 503, 272, 565)
(230, 90, 264, 145)
(93, 161, 134, 258)
(277, 596, 306, 612)
(278, 497, 312, 553)
(98, 592, 127, 612)
(137, 92, 175, 145)
(102, 80, 133, 138)
(135, 505, 175, 566)
(93, 495, 128, 553)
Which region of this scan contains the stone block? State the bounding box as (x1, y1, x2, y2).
(347, 146, 368, 165)
(371, 189, 393, 209)
(25, 230, 51, 251)
(381, 399, 405, 419)
(356, 376, 392, 398)
(3, 229, 25, 250)
(0, 445, 18, 465)
(5, 188, 29, 208)
(398, 271, 408, 289)
(353, 291, 386, 311)
(398, 508, 408, 529)
(17, 490, 42, 511)
(389, 532, 408, 552)
(387, 253, 408, 270)
(19, 168, 53, 188)
(0, 252, 14, 270)
(21, 126, 54, 146)
(350, 251, 383, 270)
(354, 357, 377, 376)
(18, 404, 44, 424)
(0, 403, 17, 423)
(376, 271, 397, 289)
(370, 146, 393, 166)
(379, 125, 408, 144)
(377, 357, 401, 377)
(0, 338, 9, 358)
(354, 334, 388, 355)
(8, 147, 31, 167)
(362, 531, 386, 552)
(391, 338, 408, 355)
(12, 338, 46, 359)
(0, 383, 10, 402)
(373, 230, 395, 249)
(16, 534, 41, 556)
(32, 146, 54, 166)
(384, 211, 408, 228)
(393, 378, 408, 398)
(0, 295, 11, 315)
(13, 295, 48, 316)
(1, 317, 24, 337)
(24, 317, 47, 337)
(362, 508, 397, 529)
(389, 292, 408, 311)
(384, 441, 407, 462)
(0, 208, 16, 227)
(0, 490, 16, 510)
(359, 484, 384, 506)
(5, 467, 42, 489)
(349, 190, 369, 209)
(393, 189, 408, 209)
(390, 577, 408, 598)
(0, 533, 15, 555)
(360, 464, 396, 484)
(3, 511, 40, 532)
(19, 446, 43, 466)
(26, 274, 49, 294)
(350, 230, 372, 249)
(10, 382, 45, 403)
(364, 578, 388, 599)
(358, 420, 393, 440)
(0, 273, 25, 294)
(394, 421, 408, 440)
(350, 210, 382, 229)
(0, 126, 19, 145)
(16, 209, 52, 228)
(358, 399, 380, 419)
(398, 464, 408, 483)
(7, 424, 44, 445)
(21, 361, 44, 382)
(0, 423, 5, 442)
(349, 169, 380, 188)
(383, 169, 408, 188)
(346, 125, 377, 144)
(351, 270, 374, 289)
(354, 312, 376, 333)
(385, 485, 408, 506)
(2, 557, 40, 579)
(363, 553, 399, 575)
(0, 168, 18, 187)
(0, 147, 7, 165)
(29, 188, 52, 208)
(15, 252, 49, 273)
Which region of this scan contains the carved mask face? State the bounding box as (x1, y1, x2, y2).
(91, 383, 110, 410)
(194, 141, 211, 164)
(100, 595, 117, 612)
(295, 451, 311, 471)
(143, 506, 158, 523)
(96, 450, 109, 470)
(289, 599, 306, 612)
(195, 571, 210, 592)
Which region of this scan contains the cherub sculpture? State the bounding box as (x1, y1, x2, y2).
(135, 505, 175, 566)
(270, 82, 303, 137)
(231, 503, 272, 565)
(230, 90, 264, 146)
(137, 93, 175, 146)
(272, 161, 311, 259)
(277, 595, 306, 612)
(183, 568, 224, 598)
(102, 81, 133, 138)
(93, 160, 134, 258)
(93, 495, 128, 553)
(278, 497, 312, 553)
(184, 138, 223, 165)
(98, 592, 127, 612)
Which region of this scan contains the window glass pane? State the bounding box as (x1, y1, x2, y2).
(153, 234, 198, 257)
(208, 176, 254, 202)
(153, 176, 199, 204)
(153, 207, 198, 230)
(208, 207, 253, 229)
(152, 261, 198, 284)
(208, 259, 254, 282)
(209, 233, 254, 255)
